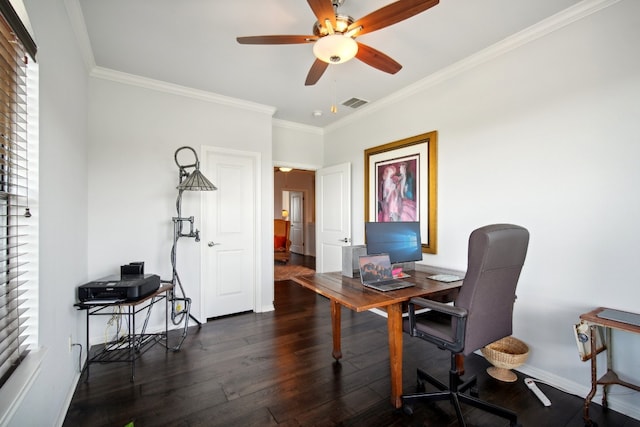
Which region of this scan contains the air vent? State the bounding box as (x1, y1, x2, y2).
(342, 97, 369, 109)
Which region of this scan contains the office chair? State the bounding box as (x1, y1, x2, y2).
(402, 224, 529, 427)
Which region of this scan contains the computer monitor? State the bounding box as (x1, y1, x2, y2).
(364, 221, 423, 269)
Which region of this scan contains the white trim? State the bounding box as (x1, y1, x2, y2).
(65, 0, 277, 119)
(0, 348, 46, 426)
(272, 161, 323, 172)
(325, 0, 621, 132)
(273, 119, 323, 135)
(90, 67, 277, 116)
(64, 0, 96, 72)
(515, 363, 640, 420)
(8, 1, 33, 38)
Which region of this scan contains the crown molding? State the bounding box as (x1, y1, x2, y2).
(66, 0, 275, 116)
(90, 66, 277, 116)
(325, 0, 620, 133)
(64, 0, 95, 72)
(273, 119, 324, 135)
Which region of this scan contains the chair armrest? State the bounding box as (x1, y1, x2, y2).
(409, 297, 467, 318)
(407, 297, 468, 353)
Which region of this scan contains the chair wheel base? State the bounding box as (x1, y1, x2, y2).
(402, 404, 414, 416)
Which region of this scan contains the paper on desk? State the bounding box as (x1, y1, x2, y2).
(428, 274, 462, 283)
(81, 299, 125, 305)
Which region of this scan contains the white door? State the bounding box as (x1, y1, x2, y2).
(201, 148, 257, 318)
(289, 191, 304, 254)
(316, 163, 351, 273)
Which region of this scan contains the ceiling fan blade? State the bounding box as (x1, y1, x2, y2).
(236, 35, 316, 45)
(307, 0, 336, 31)
(348, 0, 439, 37)
(305, 59, 329, 86)
(355, 42, 402, 74)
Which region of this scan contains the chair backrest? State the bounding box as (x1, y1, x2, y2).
(274, 219, 291, 251)
(456, 224, 529, 355)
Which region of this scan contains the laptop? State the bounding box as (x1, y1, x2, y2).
(358, 254, 414, 292)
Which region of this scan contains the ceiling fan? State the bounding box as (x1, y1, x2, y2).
(237, 0, 439, 86)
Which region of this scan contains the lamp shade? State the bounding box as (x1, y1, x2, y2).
(313, 34, 358, 64)
(177, 169, 217, 191)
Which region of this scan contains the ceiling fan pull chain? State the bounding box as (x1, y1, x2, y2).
(331, 80, 338, 114)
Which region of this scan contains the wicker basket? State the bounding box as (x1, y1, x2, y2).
(481, 336, 529, 382)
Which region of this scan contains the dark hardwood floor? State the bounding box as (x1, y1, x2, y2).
(64, 254, 639, 427)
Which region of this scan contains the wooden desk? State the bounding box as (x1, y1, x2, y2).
(579, 307, 640, 426)
(291, 271, 462, 408)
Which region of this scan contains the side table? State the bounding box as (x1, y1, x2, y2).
(579, 307, 640, 426)
(74, 283, 173, 381)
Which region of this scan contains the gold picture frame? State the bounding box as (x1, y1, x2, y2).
(364, 131, 437, 254)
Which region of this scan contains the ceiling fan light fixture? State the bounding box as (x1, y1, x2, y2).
(334, 15, 351, 33)
(344, 25, 362, 38)
(314, 14, 354, 37)
(313, 34, 358, 64)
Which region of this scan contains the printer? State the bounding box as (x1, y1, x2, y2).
(77, 274, 161, 302)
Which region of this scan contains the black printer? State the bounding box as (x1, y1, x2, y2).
(77, 274, 161, 302)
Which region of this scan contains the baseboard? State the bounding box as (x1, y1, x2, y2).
(514, 363, 640, 421)
(259, 303, 275, 313)
(57, 370, 82, 427)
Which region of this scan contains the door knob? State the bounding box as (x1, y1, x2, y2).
(339, 238, 351, 243)
(208, 241, 221, 247)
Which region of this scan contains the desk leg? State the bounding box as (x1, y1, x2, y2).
(603, 327, 612, 409)
(130, 305, 135, 382)
(165, 291, 170, 350)
(84, 310, 90, 382)
(583, 325, 598, 426)
(331, 300, 342, 360)
(387, 303, 403, 409)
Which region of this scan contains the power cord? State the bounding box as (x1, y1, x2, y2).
(71, 343, 83, 373)
(104, 306, 125, 348)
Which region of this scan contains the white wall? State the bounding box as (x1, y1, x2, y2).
(324, 0, 640, 419)
(272, 120, 324, 169)
(9, 0, 90, 425)
(87, 76, 276, 331)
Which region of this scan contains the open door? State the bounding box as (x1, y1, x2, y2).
(289, 191, 304, 254)
(316, 163, 351, 273)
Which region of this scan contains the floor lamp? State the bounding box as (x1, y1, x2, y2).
(170, 146, 216, 350)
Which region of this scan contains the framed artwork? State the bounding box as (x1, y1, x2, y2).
(364, 131, 437, 254)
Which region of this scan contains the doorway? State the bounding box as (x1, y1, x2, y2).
(274, 168, 316, 257)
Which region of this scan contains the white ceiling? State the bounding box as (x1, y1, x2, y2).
(76, 0, 583, 128)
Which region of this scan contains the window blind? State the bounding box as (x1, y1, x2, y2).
(0, 1, 35, 388)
